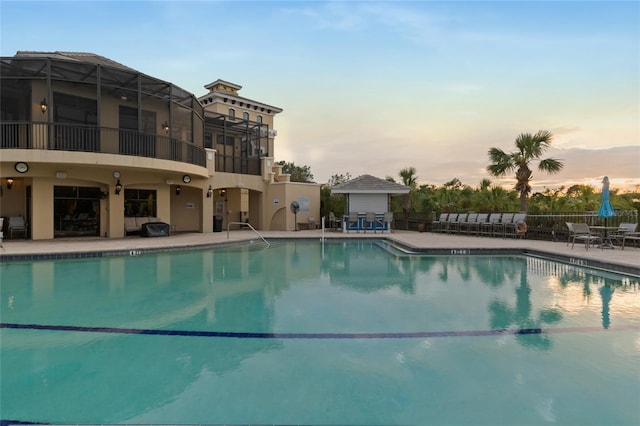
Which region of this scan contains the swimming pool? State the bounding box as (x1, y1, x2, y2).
(1, 240, 639, 425)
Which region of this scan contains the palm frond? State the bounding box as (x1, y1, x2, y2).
(487, 147, 513, 176)
(538, 158, 564, 173)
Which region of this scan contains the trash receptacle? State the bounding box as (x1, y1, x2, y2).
(213, 216, 223, 232)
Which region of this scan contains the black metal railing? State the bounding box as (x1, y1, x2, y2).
(0, 121, 207, 167)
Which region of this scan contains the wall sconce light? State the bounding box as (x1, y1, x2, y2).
(206, 185, 213, 198)
(100, 191, 108, 200)
(162, 121, 170, 134)
(114, 179, 122, 195)
(6, 178, 14, 190)
(40, 98, 48, 114)
(176, 185, 182, 195)
(219, 189, 226, 198)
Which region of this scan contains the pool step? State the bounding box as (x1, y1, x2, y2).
(374, 240, 419, 256)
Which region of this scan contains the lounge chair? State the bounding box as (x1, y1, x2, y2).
(443, 213, 459, 234)
(493, 213, 514, 238)
(7, 216, 27, 238)
(432, 213, 448, 233)
(460, 213, 478, 235)
(505, 213, 527, 238)
(470, 213, 488, 236)
(566, 222, 601, 250)
(481, 213, 501, 236)
(450, 213, 468, 234)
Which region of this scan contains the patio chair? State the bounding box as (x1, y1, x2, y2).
(348, 212, 360, 233)
(328, 212, 341, 231)
(364, 212, 377, 233)
(621, 232, 640, 250)
(383, 212, 393, 233)
(608, 223, 638, 247)
(7, 216, 27, 239)
(566, 222, 601, 250)
(432, 213, 448, 233)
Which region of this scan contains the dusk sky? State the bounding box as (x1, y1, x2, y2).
(2, 1, 638, 192)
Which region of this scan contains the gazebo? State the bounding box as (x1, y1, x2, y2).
(330, 174, 410, 232)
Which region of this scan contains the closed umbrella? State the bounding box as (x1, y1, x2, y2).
(598, 176, 615, 248)
(598, 176, 615, 221)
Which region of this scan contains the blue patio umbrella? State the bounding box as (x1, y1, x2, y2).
(597, 176, 615, 222)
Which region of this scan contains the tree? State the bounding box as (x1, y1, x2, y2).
(276, 161, 314, 183)
(399, 167, 418, 189)
(323, 172, 351, 218)
(487, 130, 563, 212)
(399, 167, 418, 214)
(327, 172, 351, 186)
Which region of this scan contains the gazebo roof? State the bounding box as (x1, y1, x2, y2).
(330, 174, 410, 194)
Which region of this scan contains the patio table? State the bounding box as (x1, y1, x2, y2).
(591, 226, 618, 249)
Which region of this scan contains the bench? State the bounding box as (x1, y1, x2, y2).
(297, 217, 317, 230)
(125, 217, 162, 235)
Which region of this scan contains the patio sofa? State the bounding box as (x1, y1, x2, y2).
(125, 217, 163, 235)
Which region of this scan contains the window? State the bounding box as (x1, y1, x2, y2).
(124, 189, 157, 217)
(204, 132, 213, 149)
(243, 111, 249, 122)
(229, 108, 235, 121)
(53, 186, 101, 237)
(257, 115, 263, 124)
(54, 92, 99, 151)
(119, 106, 156, 157)
(217, 135, 235, 145)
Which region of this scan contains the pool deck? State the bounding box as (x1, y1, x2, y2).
(1, 229, 639, 276)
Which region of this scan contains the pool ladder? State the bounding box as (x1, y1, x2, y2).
(227, 222, 270, 246)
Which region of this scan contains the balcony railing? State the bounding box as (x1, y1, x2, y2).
(0, 121, 207, 167)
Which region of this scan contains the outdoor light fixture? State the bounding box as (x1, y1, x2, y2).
(219, 189, 226, 198)
(162, 121, 170, 133)
(40, 98, 48, 114)
(6, 178, 14, 190)
(114, 179, 122, 195)
(176, 185, 182, 195)
(206, 185, 213, 198)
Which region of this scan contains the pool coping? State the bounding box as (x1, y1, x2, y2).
(2, 236, 639, 278)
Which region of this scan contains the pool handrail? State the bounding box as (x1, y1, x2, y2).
(226, 222, 270, 246)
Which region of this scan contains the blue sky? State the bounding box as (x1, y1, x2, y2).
(2, 0, 638, 191)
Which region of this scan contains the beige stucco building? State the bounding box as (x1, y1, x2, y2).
(0, 51, 319, 240)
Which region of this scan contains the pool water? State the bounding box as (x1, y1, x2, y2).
(1, 240, 639, 425)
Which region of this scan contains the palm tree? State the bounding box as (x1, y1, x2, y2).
(399, 167, 418, 188)
(487, 130, 563, 212)
(399, 167, 417, 214)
